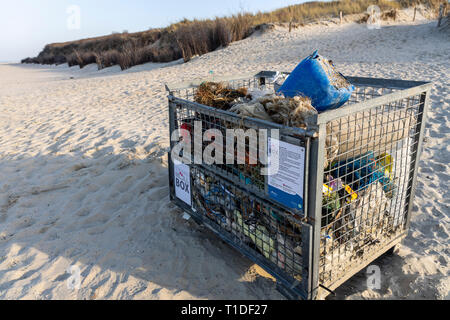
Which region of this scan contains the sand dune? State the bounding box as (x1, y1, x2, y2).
(0, 15, 448, 299)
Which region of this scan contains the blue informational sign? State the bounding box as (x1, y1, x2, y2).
(267, 138, 305, 212)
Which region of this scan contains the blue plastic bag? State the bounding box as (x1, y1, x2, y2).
(331, 151, 391, 192)
(277, 50, 354, 112)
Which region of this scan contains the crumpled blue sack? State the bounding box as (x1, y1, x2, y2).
(277, 50, 354, 112)
(331, 151, 390, 191)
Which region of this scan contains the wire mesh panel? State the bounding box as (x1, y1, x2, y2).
(317, 81, 430, 292)
(185, 165, 310, 297)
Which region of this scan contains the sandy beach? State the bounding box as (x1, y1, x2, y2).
(0, 13, 449, 299)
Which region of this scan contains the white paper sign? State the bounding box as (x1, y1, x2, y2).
(173, 160, 191, 206)
(267, 137, 305, 210)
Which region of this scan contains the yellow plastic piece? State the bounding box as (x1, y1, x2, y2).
(378, 153, 394, 179)
(344, 184, 358, 202)
(323, 184, 333, 196)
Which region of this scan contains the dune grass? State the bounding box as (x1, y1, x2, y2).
(21, 0, 444, 70)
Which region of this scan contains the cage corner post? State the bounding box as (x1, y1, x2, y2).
(404, 87, 432, 231)
(305, 122, 327, 300)
(168, 98, 177, 202)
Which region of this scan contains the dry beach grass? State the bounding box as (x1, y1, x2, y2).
(21, 1, 446, 70)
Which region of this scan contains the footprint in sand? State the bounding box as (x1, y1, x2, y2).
(87, 225, 107, 235)
(38, 226, 49, 234)
(81, 212, 110, 228)
(14, 217, 35, 230)
(76, 208, 90, 217)
(0, 232, 14, 242)
(72, 163, 88, 172)
(1, 194, 20, 213)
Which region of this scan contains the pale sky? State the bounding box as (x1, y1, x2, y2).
(0, 0, 312, 62)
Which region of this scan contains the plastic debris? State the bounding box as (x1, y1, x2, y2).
(331, 151, 391, 191)
(277, 50, 354, 112)
(352, 181, 390, 239)
(272, 234, 302, 274)
(234, 210, 275, 259)
(182, 212, 191, 220)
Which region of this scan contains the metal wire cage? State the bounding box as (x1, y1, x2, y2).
(166, 72, 432, 299)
